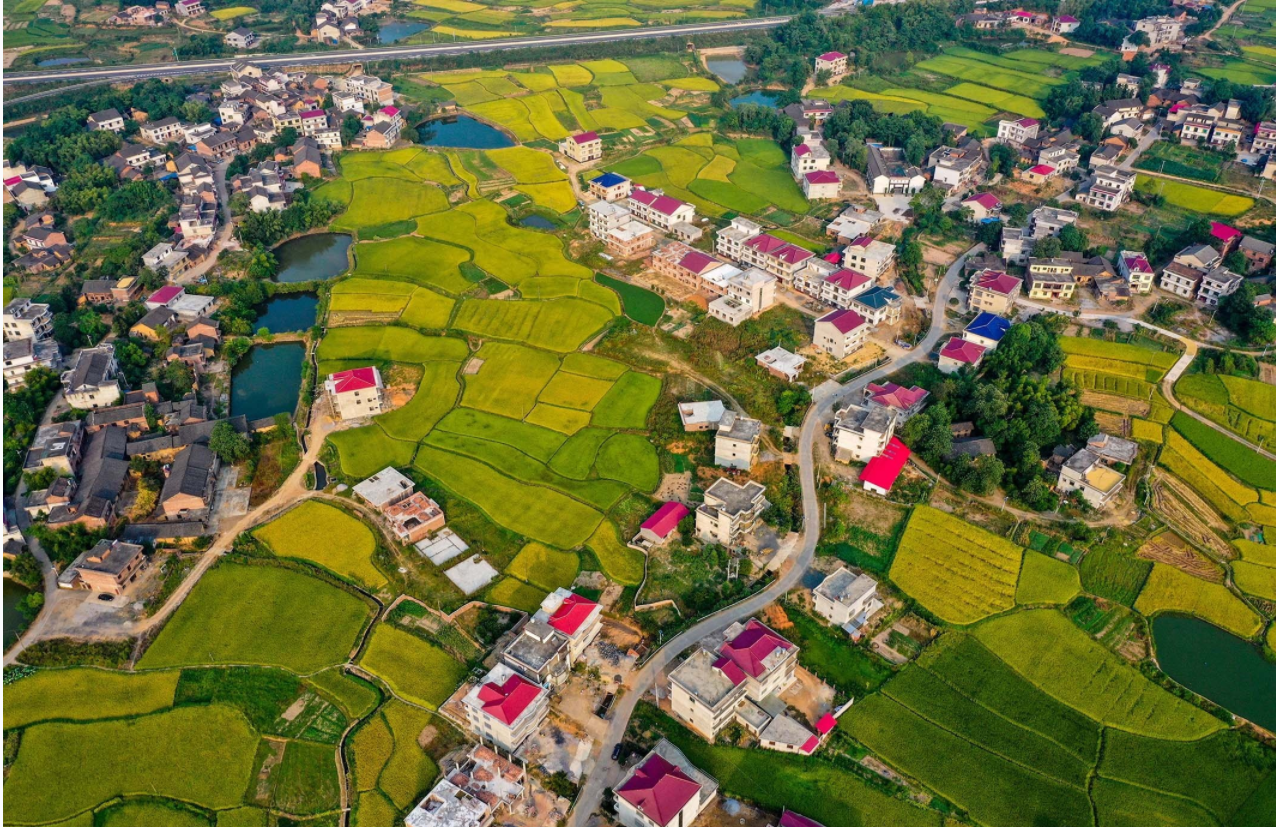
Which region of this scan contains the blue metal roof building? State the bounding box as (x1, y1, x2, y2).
(965, 311, 1011, 344)
(591, 172, 628, 188)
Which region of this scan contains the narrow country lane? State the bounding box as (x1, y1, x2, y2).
(565, 246, 973, 827)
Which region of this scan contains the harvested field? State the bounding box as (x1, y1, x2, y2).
(1150, 473, 1233, 558)
(1081, 391, 1149, 418)
(1136, 531, 1224, 582)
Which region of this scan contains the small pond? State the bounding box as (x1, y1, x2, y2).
(519, 214, 557, 230)
(272, 233, 352, 283)
(1153, 613, 1276, 732)
(378, 19, 429, 43)
(706, 56, 748, 84)
(255, 293, 318, 334)
(417, 115, 514, 149)
(730, 90, 782, 110)
(231, 342, 305, 423)
(4, 579, 34, 649)
(37, 56, 89, 67)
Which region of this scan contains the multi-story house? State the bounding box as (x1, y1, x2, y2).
(461, 664, 549, 752)
(1118, 251, 1155, 293)
(1057, 448, 1125, 508)
(938, 336, 987, 374)
(1197, 267, 1244, 306)
(1160, 243, 1221, 299)
(928, 138, 985, 191)
(1252, 121, 1276, 154)
(695, 477, 768, 545)
(814, 51, 849, 79)
(1030, 206, 1078, 238)
(1181, 111, 1216, 142)
(802, 170, 841, 200)
(968, 269, 1022, 315)
(1026, 268, 1077, 301)
(87, 108, 127, 133)
(627, 188, 699, 239)
(963, 312, 1011, 350)
(832, 403, 897, 462)
(61, 539, 147, 594)
(1211, 119, 1246, 147)
(589, 171, 632, 202)
(502, 589, 602, 687)
(3, 337, 61, 387)
(325, 366, 385, 420)
(1093, 99, 1145, 128)
(842, 235, 895, 280)
(3, 298, 54, 341)
(61, 345, 122, 409)
(559, 130, 602, 162)
(796, 266, 871, 310)
(865, 144, 924, 194)
(1000, 227, 1034, 266)
(813, 308, 869, 360)
(996, 117, 1040, 146)
(24, 420, 84, 476)
(791, 141, 831, 177)
(849, 286, 903, 326)
(1128, 14, 1186, 50)
(1076, 166, 1136, 212)
(614, 741, 717, 827)
(863, 382, 929, 422)
(813, 566, 882, 635)
(961, 192, 1001, 222)
(713, 411, 762, 470)
(1239, 235, 1275, 271)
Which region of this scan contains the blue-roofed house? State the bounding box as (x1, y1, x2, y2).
(589, 172, 632, 202)
(850, 285, 903, 326)
(964, 312, 1011, 350)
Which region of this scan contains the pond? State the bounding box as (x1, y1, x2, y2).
(706, 56, 748, 84)
(378, 19, 428, 43)
(37, 56, 88, 67)
(417, 115, 514, 149)
(255, 293, 318, 334)
(730, 90, 782, 110)
(231, 343, 305, 423)
(272, 233, 352, 283)
(518, 214, 557, 230)
(1153, 613, 1276, 732)
(4, 579, 34, 649)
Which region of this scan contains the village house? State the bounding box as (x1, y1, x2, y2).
(814, 50, 849, 79)
(962, 192, 1001, 222)
(813, 566, 883, 638)
(1076, 166, 1136, 212)
(59, 539, 146, 594)
(678, 400, 726, 432)
(713, 410, 763, 470)
(88, 108, 127, 133)
(865, 144, 924, 194)
(352, 466, 416, 510)
(1057, 448, 1125, 508)
(696, 477, 768, 546)
(801, 170, 842, 200)
(560, 130, 603, 162)
(637, 502, 691, 547)
(614, 741, 718, 827)
(226, 27, 258, 49)
(1026, 264, 1078, 302)
(1159, 243, 1220, 299)
(1127, 14, 1187, 50)
(938, 337, 987, 374)
(967, 269, 1021, 315)
(1020, 164, 1056, 186)
(791, 141, 831, 177)
(3, 337, 61, 387)
(832, 402, 897, 463)
(1118, 251, 1156, 293)
(1197, 266, 1244, 307)
(627, 188, 699, 239)
(863, 382, 929, 422)
(158, 443, 219, 520)
(61, 345, 122, 408)
(589, 171, 632, 202)
(755, 346, 807, 382)
(963, 312, 1011, 350)
(860, 436, 910, 496)
(24, 421, 84, 476)
(324, 366, 385, 420)
(1253, 121, 1276, 154)
(3, 298, 54, 342)
(130, 307, 178, 341)
(848, 286, 903, 327)
(841, 235, 895, 280)
(174, 0, 204, 15)
(813, 308, 869, 360)
(503, 589, 602, 686)
(383, 492, 446, 544)
(461, 663, 550, 752)
(292, 137, 324, 178)
(1240, 235, 1275, 272)
(996, 117, 1040, 146)
(929, 138, 985, 192)
(793, 266, 870, 310)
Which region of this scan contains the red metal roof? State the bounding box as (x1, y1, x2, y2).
(1057, 14, 1078, 22)
(847, 235, 872, 248)
(1027, 164, 1055, 176)
(823, 252, 842, 264)
(780, 811, 828, 827)
(380, 106, 400, 116)
(300, 110, 326, 119)
(678, 250, 720, 275)
(719, 619, 792, 679)
(630, 188, 686, 216)
(616, 753, 701, 827)
(773, 245, 813, 265)
(641, 502, 690, 539)
(712, 654, 747, 686)
(329, 366, 379, 394)
(1210, 221, 1242, 242)
(572, 131, 600, 144)
(147, 285, 184, 305)
(546, 592, 599, 636)
(818, 308, 867, 335)
(866, 382, 928, 411)
(824, 268, 869, 291)
(815, 713, 837, 734)
(1123, 253, 1152, 273)
(963, 192, 1001, 210)
(744, 233, 788, 254)
(793, 144, 811, 156)
(800, 735, 820, 754)
(817, 51, 846, 61)
(477, 672, 542, 725)
(940, 336, 987, 365)
(1017, 117, 1039, 127)
(860, 437, 911, 492)
(804, 170, 840, 185)
(974, 270, 1022, 296)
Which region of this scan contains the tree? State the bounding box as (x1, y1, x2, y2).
(157, 360, 196, 400)
(1217, 284, 1276, 344)
(1058, 225, 1089, 253)
(988, 143, 1018, 176)
(341, 113, 363, 145)
(209, 421, 252, 464)
(1034, 236, 1062, 259)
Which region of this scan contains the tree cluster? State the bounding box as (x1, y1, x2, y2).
(3, 368, 61, 490)
(823, 101, 947, 170)
(235, 190, 342, 249)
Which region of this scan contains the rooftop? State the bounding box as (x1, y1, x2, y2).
(814, 566, 877, 607)
(678, 400, 725, 428)
(465, 664, 543, 726)
(669, 647, 744, 707)
(641, 501, 691, 539)
(860, 437, 911, 491)
(818, 307, 867, 334)
(541, 589, 600, 637)
(965, 312, 1011, 342)
(716, 410, 763, 443)
(327, 365, 380, 394)
(702, 477, 767, 515)
(591, 171, 627, 188)
(352, 466, 414, 507)
(718, 619, 793, 680)
(616, 743, 708, 827)
(865, 382, 928, 411)
(941, 336, 986, 365)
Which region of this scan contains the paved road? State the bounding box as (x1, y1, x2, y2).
(565, 247, 972, 827)
(3, 18, 788, 86)
(1119, 123, 1161, 171)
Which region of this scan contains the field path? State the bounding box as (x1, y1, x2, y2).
(565, 244, 970, 827)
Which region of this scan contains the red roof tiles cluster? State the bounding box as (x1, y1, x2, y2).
(641, 501, 691, 540)
(817, 307, 867, 334)
(630, 188, 687, 216)
(940, 336, 987, 365)
(860, 437, 911, 492)
(616, 753, 702, 827)
(546, 592, 599, 636)
(865, 381, 928, 411)
(477, 673, 542, 725)
(718, 619, 792, 679)
(328, 366, 379, 394)
(973, 270, 1022, 296)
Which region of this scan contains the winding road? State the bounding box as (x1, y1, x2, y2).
(564, 247, 972, 827)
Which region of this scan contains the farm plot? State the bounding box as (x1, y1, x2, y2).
(349, 699, 445, 815)
(332, 178, 451, 234)
(1059, 337, 1179, 374)
(973, 609, 1224, 740)
(1134, 563, 1263, 637)
(255, 500, 387, 589)
(504, 542, 580, 592)
(359, 624, 467, 709)
(586, 520, 646, 585)
(942, 82, 1045, 118)
(139, 563, 374, 673)
(890, 506, 1022, 624)
(327, 425, 419, 480)
(911, 52, 1063, 99)
(452, 297, 613, 352)
(1171, 412, 1276, 490)
(485, 145, 575, 211)
(3, 705, 259, 824)
(3, 668, 178, 730)
(436, 408, 566, 462)
(1015, 550, 1081, 605)
(592, 371, 661, 429)
(351, 237, 474, 294)
(461, 342, 560, 416)
(1134, 176, 1254, 217)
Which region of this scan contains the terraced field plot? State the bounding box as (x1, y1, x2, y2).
(890, 506, 1023, 624)
(1134, 562, 1264, 636)
(1135, 175, 1255, 217)
(401, 1, 754, 41)
(255, 500, 387, 589)
(609, 134, 809, 216)
(359, 624, 467, 709)
(1060, 337, 1178, 423)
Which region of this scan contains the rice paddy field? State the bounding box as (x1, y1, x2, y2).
(255, 500, 388, 589)
(1060, 336, 1179, 424)
(1134, 563, 1264, 637)
(1174, 372, 1276, 464)
(1134, 175, 1255, 217)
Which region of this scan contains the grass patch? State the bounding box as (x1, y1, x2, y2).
(595, 273, 664, 325)
(595, 432, 660, 491)
(783, 607, 892, 696)
(505, 542, 580, 592)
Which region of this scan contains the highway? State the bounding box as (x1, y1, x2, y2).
(2, 17, 788, 86)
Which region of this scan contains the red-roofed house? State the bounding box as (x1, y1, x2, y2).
(502, 587, 602, 686)
(1053, 14, 1080, 33)
(628, 188, 698, 236)
(813, 267, 871, 308)
(462, 664, 549, 751)
(864, 381, 930, 421)
(780, 810, 829, 827)
(560, 130, 602, 163)
(1118, 250, 1155, 293)
(997, 116, 1040, 146)
(814, 51, 848, 79)
(968, 268, 1023, 315)
(1021, 164, 1057, 185)
(323, 366, 385, 420)
(1210, 221, 1242, 254)
(938, 336, 988, 374)
(962, 192, 1002, 222)
(860, 436, 910, 496)
(639, 501, 691, 545)
(145, 284, 185, 310)
(669, 618, 799, 740)
(802, 169, 842, 200)
(814, 307, 869, 359)
(614, 741, 716, 827)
